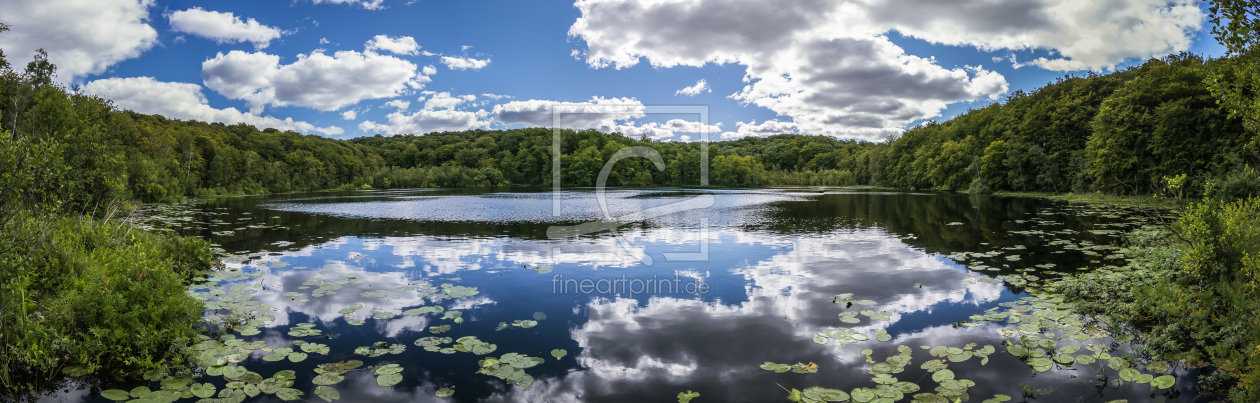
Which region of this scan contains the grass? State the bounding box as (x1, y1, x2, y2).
(990, 190, 1186, 209)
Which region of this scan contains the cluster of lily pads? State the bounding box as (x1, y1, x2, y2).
(475, 353, 546, 389)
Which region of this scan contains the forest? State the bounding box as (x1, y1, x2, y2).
(4, 52, 1258, 207)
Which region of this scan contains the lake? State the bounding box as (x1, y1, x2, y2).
(51, 188, 1197, 403)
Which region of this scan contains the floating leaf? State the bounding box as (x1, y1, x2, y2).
(313, 373, 345, 385)
(1151, 375, 1175, 389)
(533, 311, 547, 321)
(551, 349, 567, 360)
(931, 369, 954, 383)
(276, 388, 304, 401)
(190, 383, 216, 398)
(851, 387, 876, 402)
(376, 373, 403, 387)
(288, 352, 309, 362)
(761, 362, 792, 373)
(315, 385, 340, 402)
(436, 387, 455, 397)
(101, 390, 130, 401)
(1029, 357, 1054, 373)
(677, 390, 700, 403)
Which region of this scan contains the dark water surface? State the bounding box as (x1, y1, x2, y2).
(45, 188, 1202, 402)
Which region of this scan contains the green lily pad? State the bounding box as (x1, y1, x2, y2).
(190, 382, 216, 398)
(931, 369, 955, 383)
(376, 373, 403, 387)
(552, 349, 567, 360)
(1152, 375, 1175, 389)
(313, 373, 345, 385)
(288, 352, 309, 362)
(436, 387, 455, 397)
(851, 387, 876, 402)
(101, 389, 131, 401)
(315, 385, 340, 402)
(243, 383, 260, 397)
(761, 362, 792, 373)
(276, 388, 304, 401)
(1029, 357, 1054, 373)
(533, 311, 547, 321)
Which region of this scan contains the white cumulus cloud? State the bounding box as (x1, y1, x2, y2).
(570, 0, 1201, 140)
(720, 119, 799, 139)
(358, 109, 491, 135)
(85, 76, 343, 135)
(306, 0, 385, 10)
(493, 97, 645, 130)
(167, 7, 285, 50)
(383, 100, 410, 111)
(0, 0, 157, 82)
(201, 48, 427, 113)
(440, 56, 490, 70)
(365, 35, 420, 56)
(675, 79, 711, 96)
(341, 110, 357, 120)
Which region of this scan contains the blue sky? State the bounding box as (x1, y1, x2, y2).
(1, 0, 1227, 142)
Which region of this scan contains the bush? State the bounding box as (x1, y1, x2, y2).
(967, 178, 993, 195)
(1051, 198, 1260, 400)
(1211, 165, 1260, 203)
(0, 214, 215, 393)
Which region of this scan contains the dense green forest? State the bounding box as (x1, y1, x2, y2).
(4, 51, 1259, 208)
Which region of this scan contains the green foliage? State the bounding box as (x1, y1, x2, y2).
(0, 214, 214, 393)
(1050, 201, 1260, 400)
(1205, 0, 1260, 141)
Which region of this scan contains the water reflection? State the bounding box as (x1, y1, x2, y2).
(47, 188, 1194, 403)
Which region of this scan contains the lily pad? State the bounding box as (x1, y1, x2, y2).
(533, 311, 547, 321)
(288, 352, 309, 362)
(931, 369, 954, 383)
(1151, 375, 1176, 389)
(315, 385, 340, 402)
(276, 388, 304, 401)
(436, 387, 455, 397)
(551, 349, 567, 360)
(190, 383, 216, 398)
(376, 373, 403, 387)
(101, 390, 131, 401)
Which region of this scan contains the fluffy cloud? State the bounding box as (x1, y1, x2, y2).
(493, 97, 645, 130)
(440, 56, 490, 70)
(570, 0, 1201, 139)
(675, 79, 711, 96)
(358, 109, 491, 134)
(85, 76, 344, 135)
(845, 0, 1203, 71)
(167, 7, 285, 50)
(0, 0, 157, 81)
(201, 48, 427, 113)
(719, 119, 799, 139)
(611, 119, 723, 140)
(365, 35, 420, 56)
(306, 0, 385, 10)
(341, 110, 357, 120)
(383, 100, 410, 111)
(358, 92, 491, 134)
(420, 92, 475, 110)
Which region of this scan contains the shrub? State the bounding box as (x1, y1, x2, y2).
(0, 214, 214, 393)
